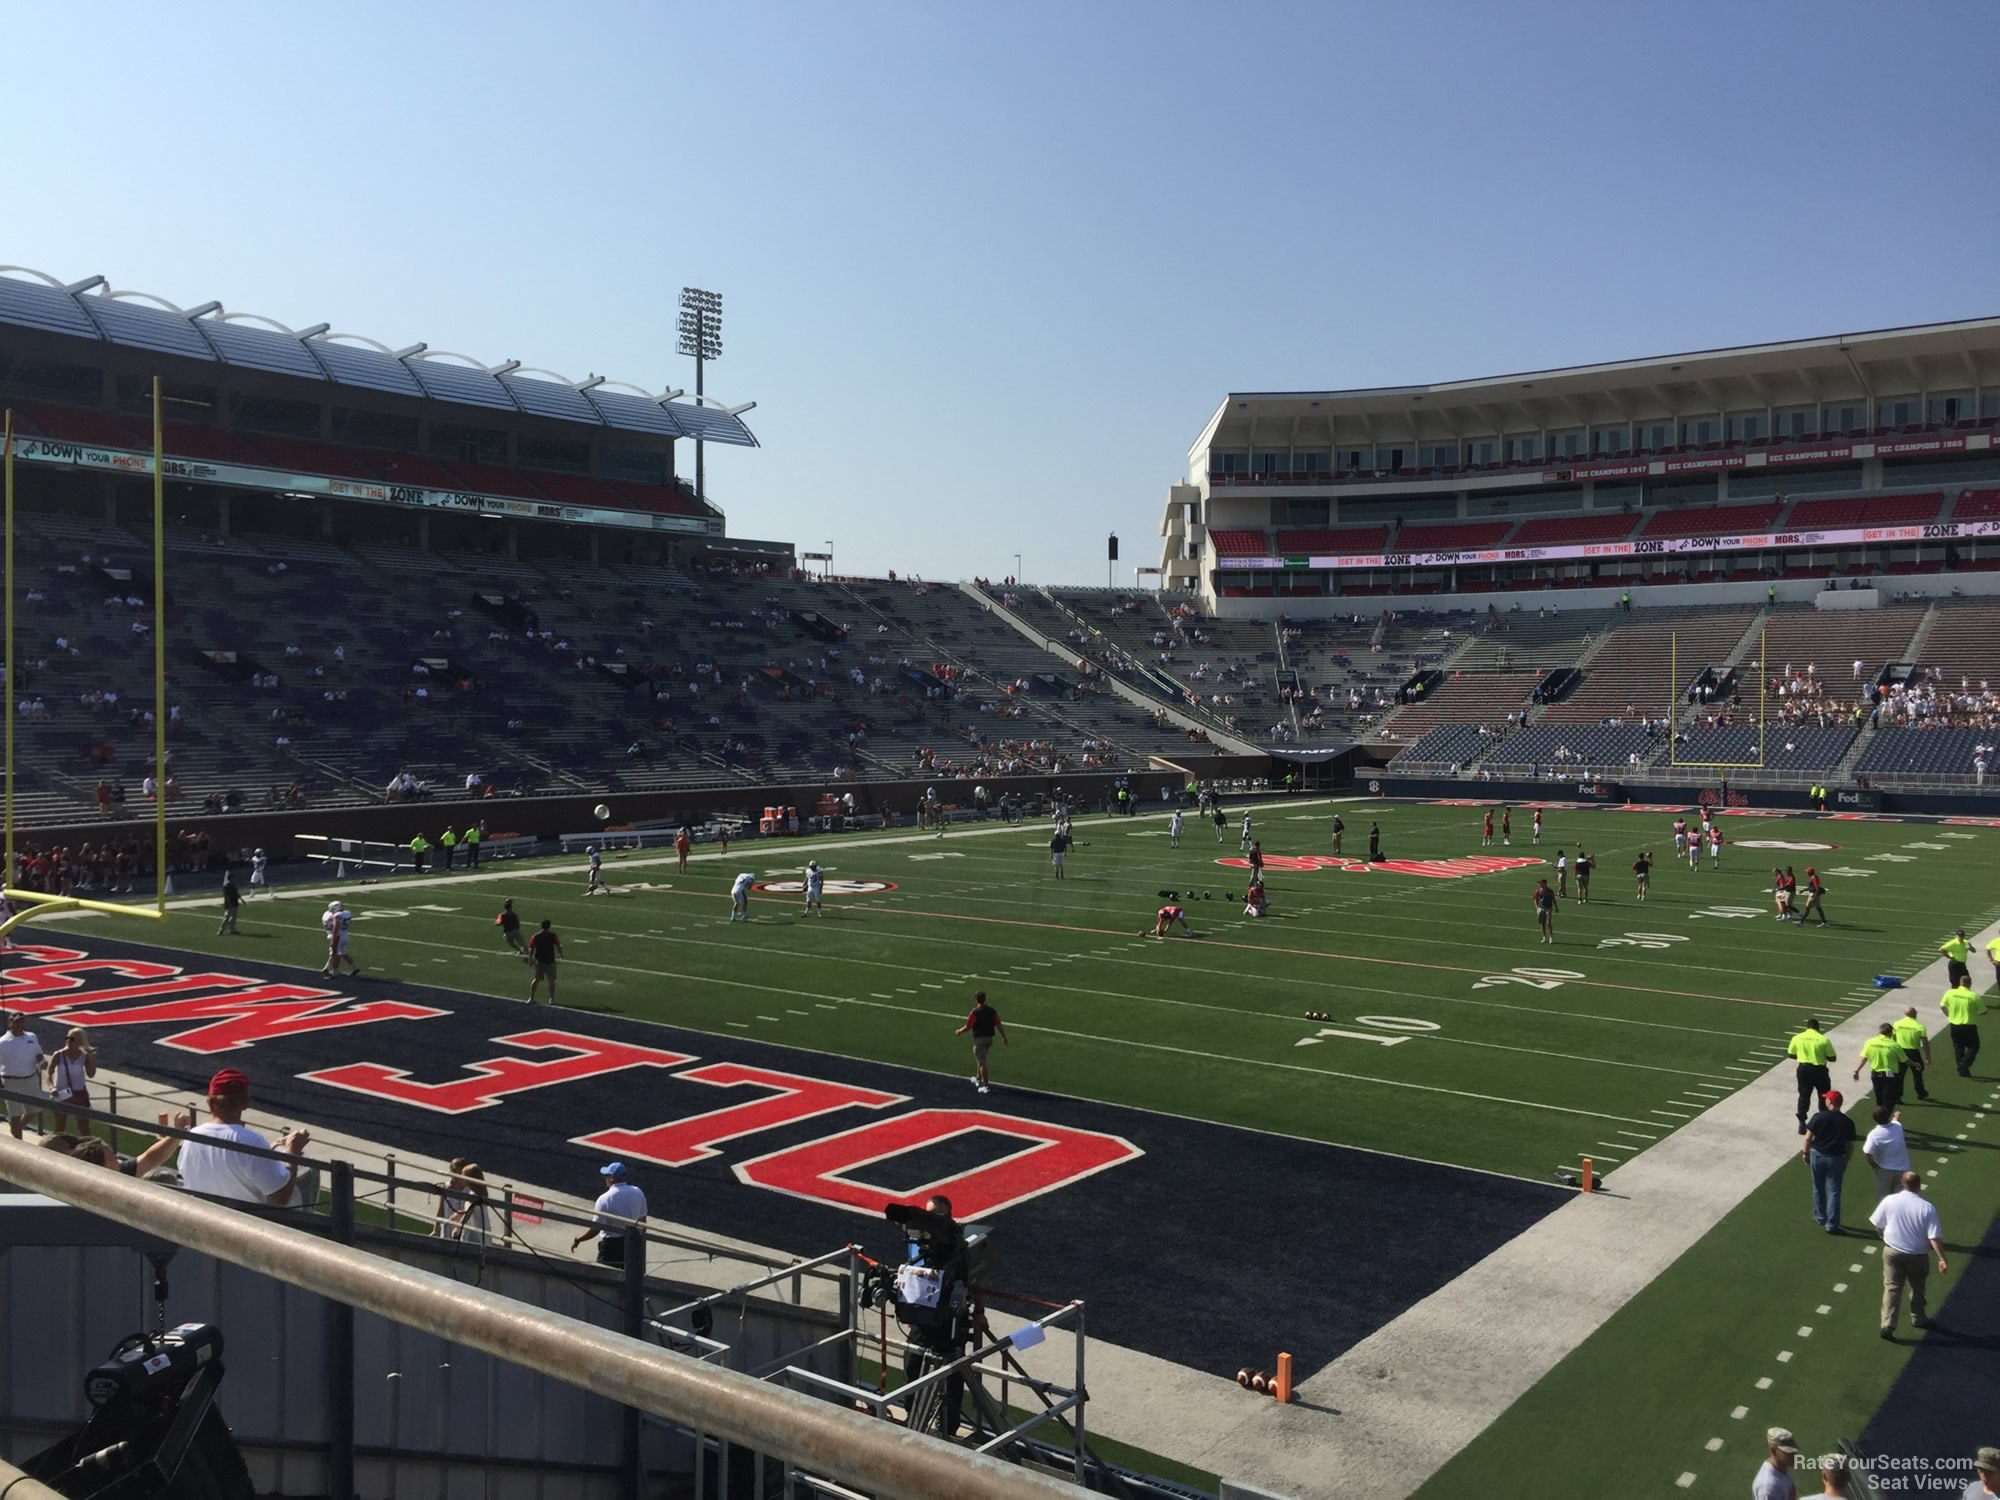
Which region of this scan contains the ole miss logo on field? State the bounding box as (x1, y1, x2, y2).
(1218, 854, 1545, 879)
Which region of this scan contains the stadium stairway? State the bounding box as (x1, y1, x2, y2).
(969, 584, 1264, 754)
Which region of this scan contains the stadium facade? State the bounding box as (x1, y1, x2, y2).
(1163, 317, 2000, 615)
(0, 264, 758, 561)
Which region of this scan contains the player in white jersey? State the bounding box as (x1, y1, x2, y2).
(1554, 849, 1569, 898)
(1708, 826, 1723, 867)
(1686, 830, 1700, 870)
(730, 871, 756, 921)
(802, 861, 825, 917)
(1531, 809, 1543, 846)
(1672, 818, 1688, 859)
(1239, 810, 1254, 851)
(249, 848, 268, 897)
(1168, 810, 1184, 848)
(320, 901, 359, 976)
(584, 846, 605, 896)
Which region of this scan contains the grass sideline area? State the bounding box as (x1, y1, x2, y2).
(40, 793, 2000, 1489)
(1412, 1064, 2000, 1497)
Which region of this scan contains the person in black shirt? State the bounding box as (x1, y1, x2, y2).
(1574, 849, 1594, 903)
(1331, 813, 1344, 855)
(1802, 1089, 1857, 1234)
(1367, 822, 1381, 861)
(497, 899, 527, 959)
(1632, 851, 1651, 902)
(215, 872, 242, 936)
(527, 920, 563, 1005)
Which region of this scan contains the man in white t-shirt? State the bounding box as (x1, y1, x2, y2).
(1862, 1105, 1912, 1201)
(1, 1011, 48, 1140)
(1869, 1172, 1947, 1339)
(177, 1068, 315, 1208)
(729, 871, 755, 922)
(572, 1161, 648, 1267)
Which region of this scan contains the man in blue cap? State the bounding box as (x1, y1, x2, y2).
(573, 1161, 648, 1268)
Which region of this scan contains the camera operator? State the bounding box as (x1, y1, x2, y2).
(883, 1195, 974, 1435)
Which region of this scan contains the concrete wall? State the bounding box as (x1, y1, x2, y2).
(18, 768, 1189, 852)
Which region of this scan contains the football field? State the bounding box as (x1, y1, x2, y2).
(119, 796, 2000, 1187)
(24, 793, 2000, 1495)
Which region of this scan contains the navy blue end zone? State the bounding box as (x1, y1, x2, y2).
(3, 928, 1564, 1378)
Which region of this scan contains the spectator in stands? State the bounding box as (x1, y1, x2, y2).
(178, 1068, 316, 1208)
(2, 1011, 48, 1140)
(44, 1027, 97, 1139)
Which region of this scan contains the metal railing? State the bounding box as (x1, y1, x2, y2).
(0, 1141, 1083, 1500)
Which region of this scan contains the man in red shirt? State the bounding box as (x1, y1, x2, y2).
(675, 826, 691, 873)
(954, 992, 1007, 1095)
(1149, 903, 1194, 938)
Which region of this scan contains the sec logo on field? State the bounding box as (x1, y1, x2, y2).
(753, 879, 898, 895)
(1728, 839, 1841, 852)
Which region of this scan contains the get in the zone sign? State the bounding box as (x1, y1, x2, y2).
(1218, 854, 1544, 879)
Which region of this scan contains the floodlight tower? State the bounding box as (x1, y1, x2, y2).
(678, 287, 723, 507)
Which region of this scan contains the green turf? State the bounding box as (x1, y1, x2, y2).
(110, 797, 2000, 1187)
(1412, 1064, 2000, 1497)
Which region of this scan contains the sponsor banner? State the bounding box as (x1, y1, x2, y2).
(1, 929, 1562, 1377)
(11, 437, 712, 536)
(1216, 518, 2000, 573)
(1831, 787, 1881, 811)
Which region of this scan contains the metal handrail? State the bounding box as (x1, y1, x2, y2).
(0, 1143, 1079, 1500)
(0, 1455, 67, 1499)
(0, 1086, 845, 1283)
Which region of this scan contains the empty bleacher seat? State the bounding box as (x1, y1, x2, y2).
(1784, 492, 1943, 530)
(1508, 513, 1640, 547)
(1274, 527, 1388, 553)
(1390, 519, 1515, 550)
(1638, 502, 1782, 540)
(1209, 529, 1272, 558)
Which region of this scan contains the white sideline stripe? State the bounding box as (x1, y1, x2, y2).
(1201, 918, 2000, 1500)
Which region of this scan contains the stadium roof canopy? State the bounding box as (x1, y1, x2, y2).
(1189, 315, 2000, 456)
(0, 266, 757, 447)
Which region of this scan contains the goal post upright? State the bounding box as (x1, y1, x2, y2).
(0, 387, 172, 942)
(152, 376, 167, 916)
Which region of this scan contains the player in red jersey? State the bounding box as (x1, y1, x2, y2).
(1482, 809, 1494, 847)
(1148, 903, 1194, 938)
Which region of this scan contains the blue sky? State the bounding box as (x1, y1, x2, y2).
(5, 1, 1997, 582)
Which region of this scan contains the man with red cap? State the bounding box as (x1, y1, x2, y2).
(1801, 1087, 1856, 1234)
(178, 1068, 316, 1207)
